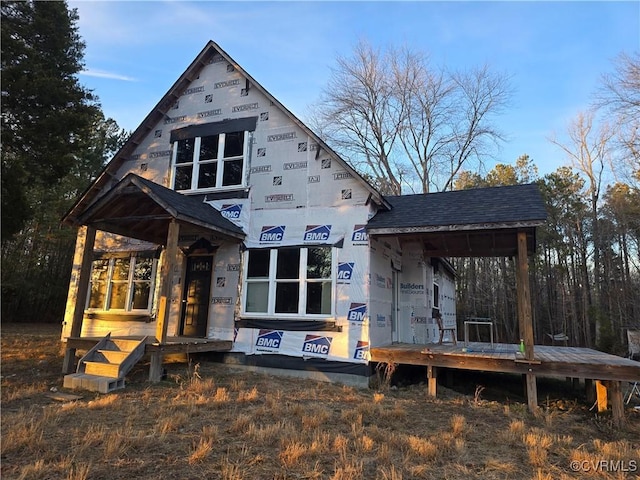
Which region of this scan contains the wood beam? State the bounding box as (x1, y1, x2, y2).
(525, 374, 538, 414)
(62, 226, 96, 374)
(607, 381, 624, 427)
(427, 365, 437, 397)
(595, 380, 608, 412)
(156, 219, 180, 344)
(151, 220, 180, 382)
(516, 231, 535, 360)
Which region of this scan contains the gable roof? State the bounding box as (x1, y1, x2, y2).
(63, 40, 388, 227)
(367, 183, 547, 233)
(76, 173, 245, 245)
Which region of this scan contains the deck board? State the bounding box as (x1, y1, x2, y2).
(370, 342, 640, 382)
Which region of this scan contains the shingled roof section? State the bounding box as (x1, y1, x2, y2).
(131, 174, 245, 236)
(367, 183, 547, 232)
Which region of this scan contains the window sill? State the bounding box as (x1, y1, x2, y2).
(176, 186, 248, 196)
(85, 312, 154, 323)
(236, 318, 342, 332)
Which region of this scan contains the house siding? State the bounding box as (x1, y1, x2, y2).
(62, 42, 457, 376)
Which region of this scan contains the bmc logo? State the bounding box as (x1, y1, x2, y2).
(260, 225, 285, 242)
(302, 335, 332, 356)
(255, 330, 284, 349)
(304, 225, 332, 242)
(337, 262, 354, 282)
(354, 341, 369, 360)
(352, 225, 368, 243)
(348, 303, 367, 322)
(220, 204, 242, 219)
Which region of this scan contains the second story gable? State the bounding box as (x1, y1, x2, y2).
(89, 41, 388, 223)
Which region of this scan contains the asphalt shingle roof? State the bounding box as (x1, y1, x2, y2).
(367, 183, 547, 231)
(132, 174, 245, 236)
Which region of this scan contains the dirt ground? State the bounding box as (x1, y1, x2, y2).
(1, 323, 639, 480)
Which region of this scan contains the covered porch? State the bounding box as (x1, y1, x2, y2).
(365, 184, 637, 424)
(61, 173, 245, 381)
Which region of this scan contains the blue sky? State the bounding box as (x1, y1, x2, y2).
(70, 1, 639, 177)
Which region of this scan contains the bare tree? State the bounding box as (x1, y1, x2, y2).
(549, 111, 616, 344)
(311, 40, 404, 194)
(311, 40, 512, 194)
(596, 51, 640, 186)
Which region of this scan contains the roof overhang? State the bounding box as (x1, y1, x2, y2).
(368, 223, 542, 257)
(67, 174, 245, 245)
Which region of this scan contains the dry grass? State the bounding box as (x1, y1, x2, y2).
(2, 323, 640, 480)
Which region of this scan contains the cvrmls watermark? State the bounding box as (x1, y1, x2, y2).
(570, 460, 637, 473)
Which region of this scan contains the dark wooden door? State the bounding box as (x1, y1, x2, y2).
(180, 256, 213, 337)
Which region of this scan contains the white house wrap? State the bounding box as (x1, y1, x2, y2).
(61, 40, 458, 384)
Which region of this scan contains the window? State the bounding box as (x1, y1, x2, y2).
(87, 254, 157, 312)
(244, 247, 333, 316)
(173, 130, 247, 191)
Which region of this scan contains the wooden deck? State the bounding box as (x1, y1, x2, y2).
(371, 341, 639, 425)
(370, 342, 640, 382)
(62, 335, 233, 379)
(64, 335, 233, 354)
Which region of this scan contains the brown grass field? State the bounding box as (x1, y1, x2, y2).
(1, 323, 639, 480)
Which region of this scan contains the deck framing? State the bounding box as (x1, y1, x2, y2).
(370, 341, 639, 425)
(370, 342, 639, 382)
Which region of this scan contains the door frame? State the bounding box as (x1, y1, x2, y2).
(391, 269, 399, 343)
(178, 254, 214, 338)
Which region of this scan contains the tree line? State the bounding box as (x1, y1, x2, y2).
(313, 42, 639, 354)
(2, 2, 638, 355)
(1, 1, 126, 323)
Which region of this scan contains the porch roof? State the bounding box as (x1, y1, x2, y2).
(70, 173, 245, 245)
(366, 183, 547, 257)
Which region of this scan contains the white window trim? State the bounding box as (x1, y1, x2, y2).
(171, 131, 249, 193)
(86, 255, 157, 313)
(241, 247, 336, 319)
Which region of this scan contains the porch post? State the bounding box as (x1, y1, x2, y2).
(427, 365, 437, 397)
(62, 226, 96, 374)
(150, 219, 180, 382)
(516, 230, 537, 412)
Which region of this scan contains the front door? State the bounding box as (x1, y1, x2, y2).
(179, 256, 213, 337)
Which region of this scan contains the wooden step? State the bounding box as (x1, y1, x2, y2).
(110, 339, 145, 351)
(97, 349, 132, 363)
(63, 373, 125, 393)
(83, 360, 120, 378)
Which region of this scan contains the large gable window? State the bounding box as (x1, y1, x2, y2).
(87, 254, 157, 312)
(173, 130, 247, 191)
(243, 247, 333, 316)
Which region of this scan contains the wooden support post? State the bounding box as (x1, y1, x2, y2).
(149, 351, 164, 383)
(155, 220, 180, 344)
(525, 373, 538, 414)
(572, 377, 581, 391)
(150, 220, 180, 383)
(595, 380, 608, 412)
(608, 381, 624, 427)
(585, 379, 595, 405)
(62, 226, 96, 374)
(516, 231, 537, 413)
(516, 231, 535, 362)
(427, 365, 437, 397)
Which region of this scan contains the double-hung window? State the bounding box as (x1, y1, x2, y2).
(87, 254, 157, 312)
(244, 247, 333, 316)
(173, 130, 246, 191)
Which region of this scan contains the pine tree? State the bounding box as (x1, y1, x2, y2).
(1, 0, 100, 241)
